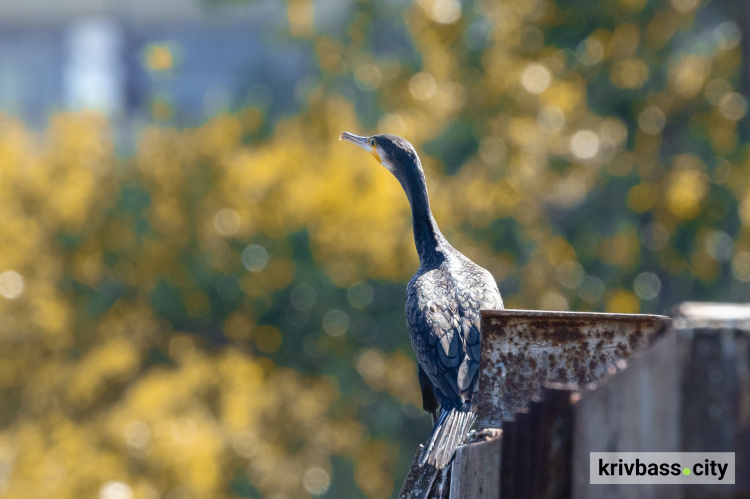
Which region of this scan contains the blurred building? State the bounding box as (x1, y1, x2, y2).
(0, 0, 312, 136)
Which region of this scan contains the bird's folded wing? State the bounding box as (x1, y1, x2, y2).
(407, 274, 466, 402)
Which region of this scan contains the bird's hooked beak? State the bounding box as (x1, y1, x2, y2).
(339, 131, 382, 164)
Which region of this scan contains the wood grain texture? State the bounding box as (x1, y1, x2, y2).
(449, 437, 501, 499)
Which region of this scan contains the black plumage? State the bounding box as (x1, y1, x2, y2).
(340, 132, 503, 469)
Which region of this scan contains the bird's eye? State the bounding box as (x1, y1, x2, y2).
(370, 139, 376, 147)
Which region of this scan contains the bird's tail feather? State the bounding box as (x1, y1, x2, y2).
(419, 407, 476, 469)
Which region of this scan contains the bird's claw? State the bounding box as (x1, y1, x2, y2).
(467, 427, 501, 443)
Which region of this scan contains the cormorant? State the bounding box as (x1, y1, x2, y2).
(340, 132, 503, 469)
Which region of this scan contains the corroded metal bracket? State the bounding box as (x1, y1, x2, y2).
(476, 309, 670, 428)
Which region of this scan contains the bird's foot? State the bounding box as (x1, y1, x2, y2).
(467, 427, 501, 443)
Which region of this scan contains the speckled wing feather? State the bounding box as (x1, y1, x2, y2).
(453, 256, 504, 400)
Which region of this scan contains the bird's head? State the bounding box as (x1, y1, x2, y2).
(339, 132, 422, 179)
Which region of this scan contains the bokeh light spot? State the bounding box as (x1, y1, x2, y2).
(670, 0, 700, 13)
(709, 158, 732, 184)
(418, 0, 461, 24)
(670, 55, 711, 98)
(232, 432, 259, 458)
(607, 152, 634, 176)
(704, 231, 734, 262)
(718, 93, 747, 121)
(705, 79, 732, 105)
(537, 107, 565, 134)
(356, 349, 386, 385)
(579, 276, 605, 304)
(0, 270, 24, 299)
(144, 44, 174, 72)
(666, 166, 708, 220)
(287, 0, 314, 37)
(577, 38, 604, 66)
(599, 118, 628, 145)
(638, 107, 666, 135)
(213, 208, 241, 236)
(291, 283, 317, 311)
(99, 481, 133, 499)
(242, 245, 269, 272)
(255, 325, 282, 353)
(642, 223, 670, 252)
(556, 261, 585, 289)
(409, 72, 437, 101)
(610, 59, 649, 89)
(521, 64, 551, 94)
(466, 20, 491, 50)
(570, 130, 600, 160)
(633, 272, 661, 300)
(713, 22, 741, 50)
(124, 421, 150, 450)
(323, 310, 349, 337)
(355, 64, 382, 90)
(347, 282, 374, 309)
(303, 467, 331, 495)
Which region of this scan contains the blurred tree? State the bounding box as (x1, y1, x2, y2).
(0, 0, 749, 497)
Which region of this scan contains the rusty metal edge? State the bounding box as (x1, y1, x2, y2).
(477, 309, 671, 429)
(482, 309, 671, 323)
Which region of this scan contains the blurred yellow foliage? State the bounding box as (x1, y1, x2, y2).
(0, 111, 386, 498)
(600, 228, 641, 268)
(665, 157, 708, 220)
(606, 289, 641, 313)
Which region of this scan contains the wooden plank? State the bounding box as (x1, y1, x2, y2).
(673, 304, 750, 499)
(680, 328, 736, 499)
(499, 416, 519, 499)
(732, 333, 750, 494)
(571, 331, 682, 499)
(681, 328, 738, 453)
(512, 409, 534, 499)
(449, 436, 502, 499)
(530, 386, 576, 499)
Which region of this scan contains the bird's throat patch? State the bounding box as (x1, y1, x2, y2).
(370, 149, 382, 164)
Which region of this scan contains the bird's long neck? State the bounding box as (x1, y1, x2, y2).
(398, 167, 446, 265)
